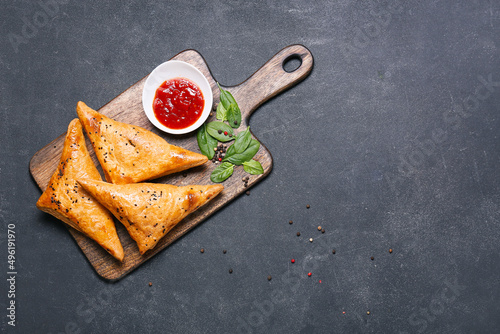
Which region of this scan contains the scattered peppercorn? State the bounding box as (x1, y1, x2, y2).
(317, 226, 322, 231)
(148, 282, 152, 287)
(389, 248, 393, 253)
(267, 275, 272, 281)
(229, 269, 233, 274)
(307, 272, 312, 277)
(289, 220, 293, 225)
(200, 248, 205, 253)
(297, 232, 301, 236)
(224, 131, 228, 135)
(218, 129, 222, 134)
(246, 191, 250, 196)
(291, 259, 295, 263)
(332, 249, 336, 254)
(367, 311, 370, 315)
(306, 204, 310, 209)
(182, 173, 187, 177)
(223, 250, 227, 254)
(212, 144, 227, 164)
(370, 256, 374, 261)
(234, 121, 238, 125)
(321, 228, 325, 234)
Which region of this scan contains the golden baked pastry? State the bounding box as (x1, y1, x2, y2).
(77, 179, 224, 254)
(36, 119, 124, 261)
(76, 101, 208, 184)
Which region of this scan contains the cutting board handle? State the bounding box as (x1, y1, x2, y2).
(224, 44, 314, 120)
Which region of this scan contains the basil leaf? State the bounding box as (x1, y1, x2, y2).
(206, 121, 234, 142)
(217, 83, 232, 109)
(243, 159, 264, 175)
(225, 141, 236, 158)
(216, 102, 227, 122)
(210, 162, 234, 183)
(217, 83, 241, 128)
(227, 103, 241, 128)
(197, 123, 217, 159)
(223, 139, 260, 165)
(233, 126, 252, 154)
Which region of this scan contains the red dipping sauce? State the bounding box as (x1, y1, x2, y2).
(152, 77, 204, 130)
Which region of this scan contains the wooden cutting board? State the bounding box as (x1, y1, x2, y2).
(29, 44, 314, 281)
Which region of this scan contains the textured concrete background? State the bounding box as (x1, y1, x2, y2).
(1, 0, 500, 333)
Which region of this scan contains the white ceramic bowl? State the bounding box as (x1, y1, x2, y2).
(142, 60, 213, 134)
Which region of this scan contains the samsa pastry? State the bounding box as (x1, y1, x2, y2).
(77, 179, 223, 254)
(76, 101, 208, 184)
(36, 119, 124, 261)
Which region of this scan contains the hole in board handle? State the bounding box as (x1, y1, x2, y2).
(282, 54, 302, 73)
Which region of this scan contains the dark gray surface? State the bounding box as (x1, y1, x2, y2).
(1, 0, 500, 333)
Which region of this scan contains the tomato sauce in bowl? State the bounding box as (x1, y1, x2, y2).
(152, 77, 204, 130)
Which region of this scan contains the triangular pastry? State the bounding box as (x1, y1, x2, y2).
(76, 101, 208, 184)
(36, 119, 124, 261)
(77, 179, 224, 254)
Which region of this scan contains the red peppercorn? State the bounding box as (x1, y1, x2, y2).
(218, 157, 222, 162)
(307, 272, 312, 277)
(224, 131, 228, 135)
(291, 259, 295, 263)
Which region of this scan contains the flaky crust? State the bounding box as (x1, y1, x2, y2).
(36, 119, 124, 261)
(77, 179, 224, 254)
(76, 101, 208, 184)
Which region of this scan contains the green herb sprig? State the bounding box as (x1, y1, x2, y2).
(197, 84, 263, 183)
